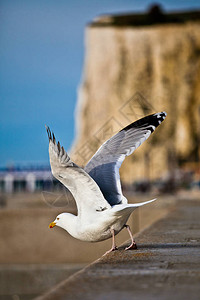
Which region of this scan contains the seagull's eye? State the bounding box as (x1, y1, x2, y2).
(57, 217, 60, 220)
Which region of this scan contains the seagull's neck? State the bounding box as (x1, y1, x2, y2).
(58, 213, 78, 238)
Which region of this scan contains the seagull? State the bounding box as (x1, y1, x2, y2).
(47, 112, 167, 254)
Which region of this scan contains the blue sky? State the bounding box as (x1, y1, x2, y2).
(1, 0, 200, 167)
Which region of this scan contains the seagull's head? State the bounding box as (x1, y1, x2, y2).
(49, 213, 65, 229)
(49, 212, 77, 235)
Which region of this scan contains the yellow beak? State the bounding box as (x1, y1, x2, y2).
(49, 221, 56, 229)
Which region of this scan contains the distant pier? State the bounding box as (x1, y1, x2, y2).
(0, 167, 63, 193)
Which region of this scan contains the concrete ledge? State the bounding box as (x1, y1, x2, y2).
(35, 197, 200, 300)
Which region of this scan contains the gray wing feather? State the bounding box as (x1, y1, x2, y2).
(84, 112, 167, 206)
(45, 126, 111, 215)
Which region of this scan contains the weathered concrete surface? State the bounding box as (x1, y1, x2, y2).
(35, 197, 200, 300)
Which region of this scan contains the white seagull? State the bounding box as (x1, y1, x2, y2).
(47, 112, 167, 254)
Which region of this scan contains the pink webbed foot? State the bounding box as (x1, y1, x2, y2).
(124, 224, 137, 251)
(102, 229, 118, 256)
(125, 242, 137, 251)
(103, 246, 118, 256)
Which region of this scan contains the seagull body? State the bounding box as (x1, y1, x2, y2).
(47, 112, 167, 253)
(53, 200, 156, 243)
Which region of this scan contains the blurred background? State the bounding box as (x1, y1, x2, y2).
(0, 0, 200, 299)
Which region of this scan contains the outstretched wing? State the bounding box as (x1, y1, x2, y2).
(45, 126, 111, 215)
(84, 112, 167, 206)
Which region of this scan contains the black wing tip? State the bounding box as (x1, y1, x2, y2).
(162, 111, 167, 117)
(57, 141, 61, 152)
(52, 132, 55, 143)
(154, 111, 167, 119)
(121, 111, 167, 132)
(45, 125, 56, 145)
(45, 125, 52, 141)
(45, 126, 66, 156)
(61, 146, 65, 155)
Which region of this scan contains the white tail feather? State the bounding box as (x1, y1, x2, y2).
(129, 198, 157, 208)
(112, 198, 157, 216)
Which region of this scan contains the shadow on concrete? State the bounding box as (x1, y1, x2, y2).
(136, 243, 200, 249)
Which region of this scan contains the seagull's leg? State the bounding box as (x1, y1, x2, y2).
(124, 224, 137, 250)
(103, 229, 118, 256)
